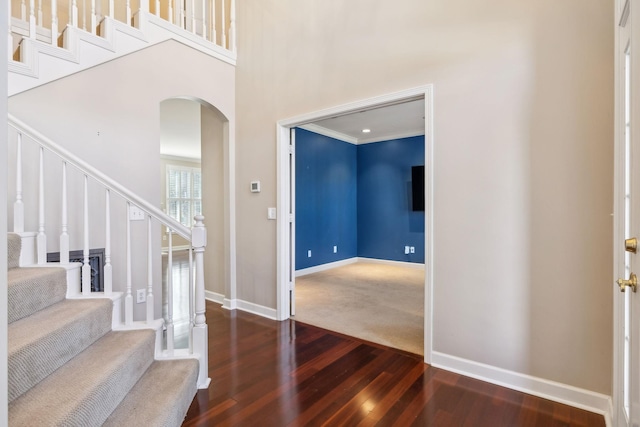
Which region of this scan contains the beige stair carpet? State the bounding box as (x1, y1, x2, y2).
(294, 261, 425, 356)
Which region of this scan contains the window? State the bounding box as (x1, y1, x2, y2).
(166, 165, 202, 227)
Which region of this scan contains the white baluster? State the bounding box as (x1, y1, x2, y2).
(126, 0, 131, 25)
(37, 147, 46, 264)
(29, 0, 36, 39)
(155, 0, 160, 17)
(60, 162, 69, 264)
(8, 0, 12, 61)
(37, 0, 42, 26)
(51, 0, 58, 46)
(104, 189, 112, 294)
(192, 215, 208, 387)
(140, 0, 149, 13)
(21, 0, 26, 20)
(188, 244, 194, 352)
(190, 0, 195, 34)
(125, 202, 133, 324)
(210, 0, 216, 44)
(90, 0, 96, 34)
(108, 0, 114, 19)
(200, 0, 206, 39)
(179, 0, 186, 30)
(220, 0, 225, 49)
(229, 0, 236, 52)
(168, 0, 173, 24)
(82, 0, 86, 31)
(167, 230, 174, 354)
(146, 215, 154, 323)
(82, 175, 90, 295)
(71, 0, 78, 28)
(13, 133, 24, 233)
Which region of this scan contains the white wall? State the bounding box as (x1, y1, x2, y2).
(160, 98, 202, 160)
(235, 0, 613, 396)
(8, 40, 235, 320)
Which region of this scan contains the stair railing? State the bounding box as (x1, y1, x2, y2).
(7, 113, 210, 388)
(8, 0, 237, 53)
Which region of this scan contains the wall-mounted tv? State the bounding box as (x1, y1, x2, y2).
(411, 165, 425, 211)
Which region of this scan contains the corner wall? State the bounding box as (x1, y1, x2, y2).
(235, 0, 613, 398)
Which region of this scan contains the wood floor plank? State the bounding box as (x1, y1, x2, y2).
(182, 302, 606, 427)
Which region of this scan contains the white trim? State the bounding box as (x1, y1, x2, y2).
(358, 129, 425, 145)
(276, 85, 435, 365)
(205, 290, 224, 304)
(161, 245, 190, 253)
(357, 257, 425, 269)
(223, 299, 278, 320)
(432, 352, 612, 425)
(298, 124, 358, 144)
(160, 154, 202, 164)
(295, 257, 359, 277)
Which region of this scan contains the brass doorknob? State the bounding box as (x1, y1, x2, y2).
(626, 237, 638, 253)
(617, 273, 638, 293)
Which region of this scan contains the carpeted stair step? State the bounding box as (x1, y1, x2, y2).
(8, 233, 21, 268)
(9, 328, 156, 426)
(8, 298, 112, 402)
(8, 267, 67, 323)
(103, 358, 199, 427)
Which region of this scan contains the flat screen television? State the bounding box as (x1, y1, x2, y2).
(411, 165, 425, 211)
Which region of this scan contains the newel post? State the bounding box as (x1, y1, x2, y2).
(192, 215, 210, 388)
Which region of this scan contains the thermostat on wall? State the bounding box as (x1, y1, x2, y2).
(250, 181, 261, 193)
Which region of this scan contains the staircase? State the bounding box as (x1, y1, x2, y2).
(7, 233, 198, 426)
(8, 0, 237, 96)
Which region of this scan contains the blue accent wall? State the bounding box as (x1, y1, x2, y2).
(295, 129, 425, 270)
(295, 128, 358, 270)
(357, 136, 425, 263)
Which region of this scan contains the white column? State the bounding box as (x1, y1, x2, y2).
(36, 147, 46, 264)
(108, 0, 114, 19)
(146, 215, 154, 323)
(104, 189, 112, 294)
(60, 162, 69, 264)
(13, 133, 24, 233)
(125, 202, 133, 324)
(188, 243, 194, 351)
(191, 215, 209, 387)
(126, 0, 131, 25)
(220, 0, 225, 48)
(229, 0, 236, 52)
(51, 0, 58, 46)
(81, 175, 91, 295)
(155, 0, 160, 17)
(167, 230, 174, 354)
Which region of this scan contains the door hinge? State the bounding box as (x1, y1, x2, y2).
(288, 281, 294, 291)
(288, 145, 295, 155)
(289, 213, 294, 223)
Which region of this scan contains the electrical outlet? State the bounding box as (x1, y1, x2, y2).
(308, 250, 312, 258)
(333, 246, 337, 253)
(404, 246, 410, 254)
(410, 246, 415, 254)
(136, 289, 146, 304)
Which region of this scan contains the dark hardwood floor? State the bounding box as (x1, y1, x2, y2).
(182, 301, 605, 427)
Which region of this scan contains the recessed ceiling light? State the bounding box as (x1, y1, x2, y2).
(362, 129, 371, 133)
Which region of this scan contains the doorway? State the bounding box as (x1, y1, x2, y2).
(276, 86, 435, 363)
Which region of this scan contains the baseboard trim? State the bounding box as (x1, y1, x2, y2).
(431, 352, 612, 423)
(295, 257, 359, 277)
(235, 300, 278, 320)
(205, 290, 224, 304)
(357, 257, 425, 269)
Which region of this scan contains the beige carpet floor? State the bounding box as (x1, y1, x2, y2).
(293, 261, 425, 356)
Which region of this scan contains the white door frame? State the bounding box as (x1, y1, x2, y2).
(275, 85, 435, 363)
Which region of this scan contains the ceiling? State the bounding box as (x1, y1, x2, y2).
(301, 99, 425, 144)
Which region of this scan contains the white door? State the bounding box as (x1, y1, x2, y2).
(616, 1, 640, 425)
